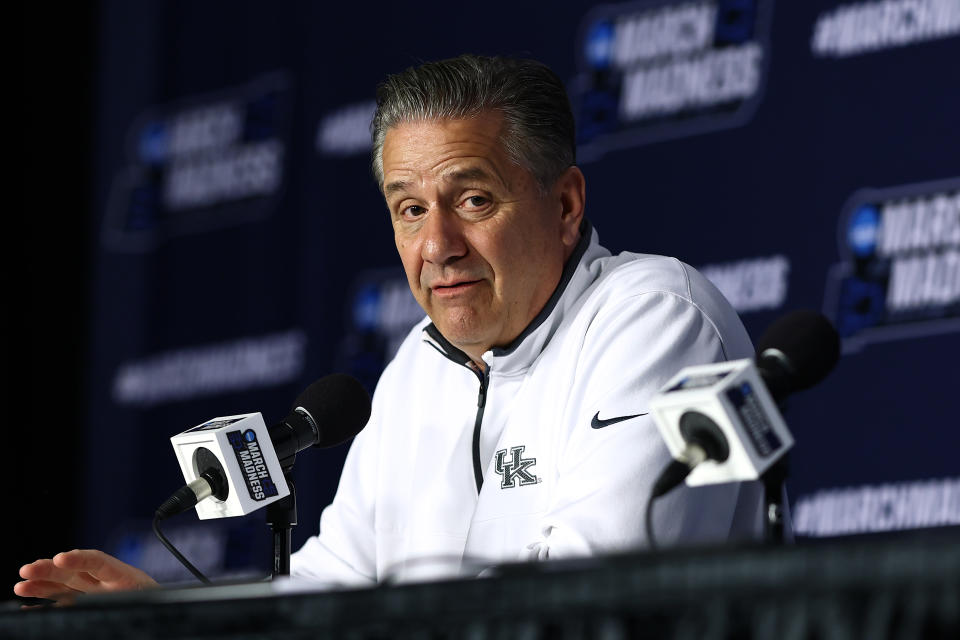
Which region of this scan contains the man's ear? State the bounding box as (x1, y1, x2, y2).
(556, 166, 586, 252)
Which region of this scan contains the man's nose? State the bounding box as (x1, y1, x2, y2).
(421, 207, 468, 265)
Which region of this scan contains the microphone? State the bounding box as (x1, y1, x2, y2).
(159, 374, 371, 520)
(649, 311, 840, 496)
(269, 373, 374, 465)
(755, 309, 840, 403)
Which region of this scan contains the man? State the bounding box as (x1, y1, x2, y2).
(15, 55, 763, 598)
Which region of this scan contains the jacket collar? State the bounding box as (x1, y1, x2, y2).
(421, 219, 609, 376)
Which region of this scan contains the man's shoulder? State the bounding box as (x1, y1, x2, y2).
(589, 252, 720, 305)
(580, 250, 752, 359)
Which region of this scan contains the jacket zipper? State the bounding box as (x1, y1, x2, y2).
(423, 324, 492, 494)
(471, 365, 490, 493)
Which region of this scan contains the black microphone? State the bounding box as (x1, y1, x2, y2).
(270, 373, 374, 465)
(755, 310, 841, 404)
(158, 374, 371, 520)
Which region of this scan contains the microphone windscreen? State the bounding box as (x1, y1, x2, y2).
(294, 374, 372, 447)
(756, 310, 840, 391)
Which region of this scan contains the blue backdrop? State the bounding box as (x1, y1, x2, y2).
(21, 0, 958, 582)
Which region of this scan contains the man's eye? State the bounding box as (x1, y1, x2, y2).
(402, 205, 426, 218)
(463, 196, 489, 208)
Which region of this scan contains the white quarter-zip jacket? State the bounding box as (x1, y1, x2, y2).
(292, 222, 764, 585)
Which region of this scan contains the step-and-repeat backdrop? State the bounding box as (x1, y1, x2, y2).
(83, 0, 958, 580)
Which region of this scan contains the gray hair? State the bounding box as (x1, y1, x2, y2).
(371, 55, 576, 192)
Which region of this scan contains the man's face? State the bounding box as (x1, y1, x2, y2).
(381, 112, 582, 361)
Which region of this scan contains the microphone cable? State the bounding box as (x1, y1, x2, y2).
(151, 469, 226, 585)
(644, 495, 659, 551)
(152, 515, 211, 585)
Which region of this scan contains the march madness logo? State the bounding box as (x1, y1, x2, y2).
(102, 74, 293, 252)
(823, 177, 960, 352)
(573, 0, 773, 160)
(226, 429, 280, 501)
(336, 268, 425, 391)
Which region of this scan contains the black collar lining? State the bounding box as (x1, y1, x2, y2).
(425, 323, 476, 369)
(491, 218, 593, 357)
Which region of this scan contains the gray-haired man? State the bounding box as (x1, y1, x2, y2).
(16, 55, 763, 597)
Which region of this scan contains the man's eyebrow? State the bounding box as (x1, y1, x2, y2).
(443, 166, 501, 186)
(383, 180, 411, 198)
(385, 167, 505, 197)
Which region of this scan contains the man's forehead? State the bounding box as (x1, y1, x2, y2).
(383, 165, 503, 197)
(382, 111, 506, 163)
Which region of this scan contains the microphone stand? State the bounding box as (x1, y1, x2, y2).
(266, 461, 297, 578)
(762, 454, 789, 544)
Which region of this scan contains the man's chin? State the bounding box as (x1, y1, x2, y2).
(432, 319, 492, 359)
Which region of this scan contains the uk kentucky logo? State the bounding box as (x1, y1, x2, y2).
(494, 446, 539, 489)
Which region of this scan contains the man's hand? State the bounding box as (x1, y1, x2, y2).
(14, 549, 158, 604)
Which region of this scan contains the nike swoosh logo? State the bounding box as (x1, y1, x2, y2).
(591, 411, 648, 429)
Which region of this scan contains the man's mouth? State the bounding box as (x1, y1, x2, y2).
(432, 280, 482, 296)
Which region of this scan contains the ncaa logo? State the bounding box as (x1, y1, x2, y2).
(585, 20, 615, 70)
(847, 205, 880, 259)
(352, 283, 382, 332)
(137, 120, 168, 165)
